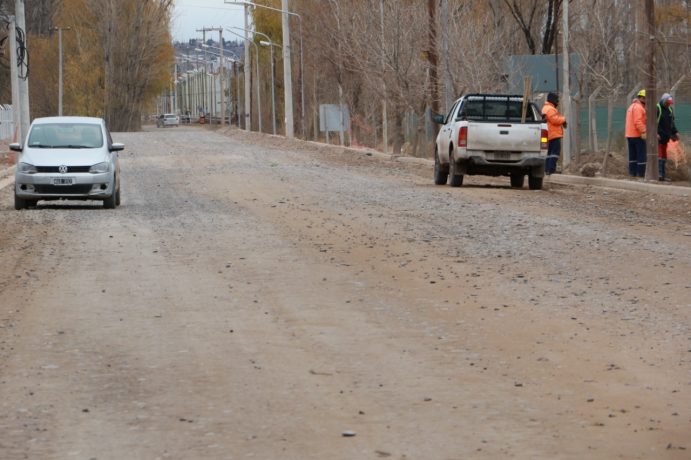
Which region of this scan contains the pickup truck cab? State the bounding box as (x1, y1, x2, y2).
(432, 94, 548, 190)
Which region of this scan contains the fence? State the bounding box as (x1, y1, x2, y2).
(577, 100, 690, 152)
(0, 105, 14, 141)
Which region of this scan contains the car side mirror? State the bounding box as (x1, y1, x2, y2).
(110, 143, 125, 152)
(9, 143, 22, 152)
(432, 114, 445, 125)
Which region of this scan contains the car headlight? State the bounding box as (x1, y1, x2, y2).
(17, 162, 37, 174)
(89, 162, 110, 174)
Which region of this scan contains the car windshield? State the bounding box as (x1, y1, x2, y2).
(27, 123, 103, 149)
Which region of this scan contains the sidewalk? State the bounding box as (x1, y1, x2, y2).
(544, 172, 691, 197)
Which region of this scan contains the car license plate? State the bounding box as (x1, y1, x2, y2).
(491, 152, 510, 160)
(52, 177, 75, 185)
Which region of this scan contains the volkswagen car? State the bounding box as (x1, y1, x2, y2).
(10, 116, 124, 209)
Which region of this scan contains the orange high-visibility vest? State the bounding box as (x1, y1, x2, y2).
(541, 102, 565, 140)
(625, 99, 646, 138)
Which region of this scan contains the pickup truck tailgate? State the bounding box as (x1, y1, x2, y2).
(467, 122, 542, 153)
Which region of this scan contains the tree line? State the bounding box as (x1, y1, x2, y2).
(0, 0, 174, 131)
(250, 0, 689, 153)
(1, 1, 689, 144)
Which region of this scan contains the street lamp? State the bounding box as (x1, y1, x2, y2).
(225, 27, 263, 133)
(232, 26, 277, 136)
(201, 44, 243, 128)
(259, 39, 279, 136)
(224, 0, 304, 138)
(52, 26, 71, 116)
(177, 55, 211, 120)
(199, 45, 239, 128)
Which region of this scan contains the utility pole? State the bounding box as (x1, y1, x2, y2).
(219, 29, 225, 125)
(282, 0, 294, 138)
(15, 0, 30, 141)
(197, 27, 226, 125)
(441, 0, 453, 111)
(427, 0, 440, 138)
(9, 15, 21, 142)
(379, 0, 388, 155)
(198, 27, 225, 124)
(196, 28, 209, 120)
(561, 0, 571, 167)
(243, 5, 251, 130)
(53, 26, 71, 116)
(225, 0, 301, 136)
(644, 0, 658, 181)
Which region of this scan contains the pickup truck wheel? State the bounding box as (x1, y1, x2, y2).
(434, 151, 448, 185)
(528, 175, 543, 190)
(448, 153, 463, 187)
(510, 174, 525, 188)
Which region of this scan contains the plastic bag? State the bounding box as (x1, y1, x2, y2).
(667, 139, 686, 169)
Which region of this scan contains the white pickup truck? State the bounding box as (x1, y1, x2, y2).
(432, 93, 548, 190)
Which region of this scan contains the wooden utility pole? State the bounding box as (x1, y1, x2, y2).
(427, 0, 439, 135)
(644, 0, 658, 181)
(379, 0, 388, 155)
(561, 0, 571, 167)
(441, 0, 452, 112)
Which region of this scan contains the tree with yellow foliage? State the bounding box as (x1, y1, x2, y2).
(50, 0, 175, 130)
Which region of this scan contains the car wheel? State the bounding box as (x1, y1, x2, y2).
(449, 152, 463, 187)
(115, 185, 121, 206)
(528, 175, 543, 190)
(14, 193, 27, 210)
(104, 178, 117, 209)
(434, 149, 448, 185)
(510, 174, 525, 188)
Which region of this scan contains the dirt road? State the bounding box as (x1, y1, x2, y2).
(0, 126, 689, 459)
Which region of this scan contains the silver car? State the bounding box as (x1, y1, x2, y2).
(10, 116, 123, 209)
(156, 113, 179, 127)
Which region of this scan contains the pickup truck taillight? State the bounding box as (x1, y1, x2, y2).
(458, 126, 468, 148)
(540, 129, 548, 150)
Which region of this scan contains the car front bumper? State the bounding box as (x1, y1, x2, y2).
(15, 172, 115, 200)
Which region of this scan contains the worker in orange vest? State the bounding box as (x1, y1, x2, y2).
(625, 89, 647, 177)
(541, 92, 567, 175)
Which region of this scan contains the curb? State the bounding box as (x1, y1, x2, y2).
(373, 152, 691, 197)
(545, 173, 691, 197)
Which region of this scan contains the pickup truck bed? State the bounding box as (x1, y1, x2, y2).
(433, 94, 548, 190)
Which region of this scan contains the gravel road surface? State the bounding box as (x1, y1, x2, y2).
(0, 125, 689, 459)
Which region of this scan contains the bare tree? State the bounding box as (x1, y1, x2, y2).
(503, 0, 563, 54)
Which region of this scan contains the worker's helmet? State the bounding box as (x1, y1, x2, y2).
(637, 89, 646, 98)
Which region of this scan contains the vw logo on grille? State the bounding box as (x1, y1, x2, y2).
(58, 165, 68, 174)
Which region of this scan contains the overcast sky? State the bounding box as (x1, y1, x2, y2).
(171, 0, 248, 42)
